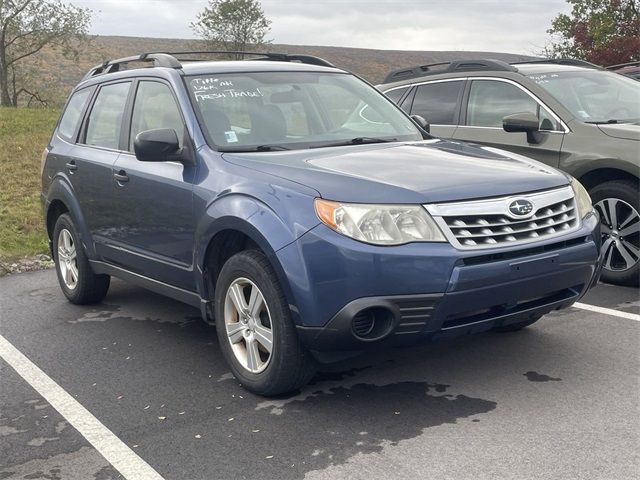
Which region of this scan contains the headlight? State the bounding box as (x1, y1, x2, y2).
(315, 199, 446, 245)
(570, 178, 593, 219)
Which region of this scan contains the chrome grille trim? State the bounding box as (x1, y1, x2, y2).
(425, 186, 581, 250)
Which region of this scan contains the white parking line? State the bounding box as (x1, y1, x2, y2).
(573, 302, 640, 321)
(0, 334, 165, 480)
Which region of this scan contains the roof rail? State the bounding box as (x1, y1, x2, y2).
(161, 51, 336, 68)
(83, 53, 181, 80)
(382, 59, 516, 84)
(606, 61, 640, 70)
(83, 51, 336, 80)
(511, 58, 602, 69)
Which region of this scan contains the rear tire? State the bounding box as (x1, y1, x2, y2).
(53, 214, 110, 304)
(214, 250, 315, 396)
(492, 314, 543, 333)
(590, 179, 639, 287)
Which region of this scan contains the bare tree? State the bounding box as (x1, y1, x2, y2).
(0, 0, 91, 107)
(191, 0, 271, 59)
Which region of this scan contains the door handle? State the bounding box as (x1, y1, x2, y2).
(66, 160, 77, 172)
(113, 170, 129, 183)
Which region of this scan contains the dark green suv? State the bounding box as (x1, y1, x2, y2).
(379, 58, 639, 286)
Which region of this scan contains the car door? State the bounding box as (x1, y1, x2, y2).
(453, 78, 565, 167)
(407, 79, 465, 138)
(107, 79, 197, 290)
(66, 81, 132, 252)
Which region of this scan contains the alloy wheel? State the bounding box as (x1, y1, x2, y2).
(595, 198, 640, 272)
(223, 278, 274, 374)
(57, 228, 79, 290)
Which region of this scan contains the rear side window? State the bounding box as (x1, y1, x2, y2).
(85, 82, 131, 149)
(384, 86, 409, 104)
(129, 81, 185, 150)
(411, 81, 463, 125)
(57, 89, 92, 142)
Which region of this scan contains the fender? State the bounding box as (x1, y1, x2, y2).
(45, 175, 97, 259)
(194, 193, 320, 324)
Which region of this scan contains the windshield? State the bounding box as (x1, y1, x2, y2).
(187, 71, 423, 151)
(527, 70, 640, 124)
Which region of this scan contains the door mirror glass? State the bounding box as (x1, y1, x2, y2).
(411, 114, 430, 133)
(134, 128, 181, 162)
(502, 112, 542, 144)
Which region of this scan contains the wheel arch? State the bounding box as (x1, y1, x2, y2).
(576, 166, 639, 191)
(44, 177, 96, 259)
(195, 195, 304, 323)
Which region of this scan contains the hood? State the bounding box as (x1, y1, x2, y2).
(222, 139, 569, 204)
(597, 122, 640, 141)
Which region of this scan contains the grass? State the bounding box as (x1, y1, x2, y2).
(0, 107, 59, 263)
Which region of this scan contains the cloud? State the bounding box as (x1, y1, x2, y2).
(73, 0, 570, 55)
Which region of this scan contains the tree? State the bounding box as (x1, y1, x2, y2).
(545, 0, 640, 65)
(191, 0, 271, 59)
(0, 0, 91, 107)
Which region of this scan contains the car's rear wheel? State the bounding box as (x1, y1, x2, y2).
(53, 214, 110, 304)
(590, 180, 639, 287)
(214, 250, 315, 396)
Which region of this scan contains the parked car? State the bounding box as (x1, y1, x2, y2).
(42, 52, 602, 395)
(379, 58, 639, 286)
(607, 61, 640, 81)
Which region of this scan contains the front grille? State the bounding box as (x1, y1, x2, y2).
(446, 198, 577, 247)
(425, 186, 580, 250)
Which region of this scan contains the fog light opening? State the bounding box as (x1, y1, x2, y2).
(352, 307, 394, 340)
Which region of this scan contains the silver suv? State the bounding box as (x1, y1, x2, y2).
(379, 58, 639, 286)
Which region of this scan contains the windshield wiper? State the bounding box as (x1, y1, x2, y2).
(219, 144, 291, 152)
(585, 119, 624, 124)
(310, 137, 397, 149)
(256, 145, 291, 151)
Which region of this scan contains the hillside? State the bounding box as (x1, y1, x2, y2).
(30, 35, 538, 105)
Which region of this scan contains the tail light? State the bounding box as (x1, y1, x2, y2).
(40, 148, 49, 176)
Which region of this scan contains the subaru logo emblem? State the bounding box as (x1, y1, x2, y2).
(508, 199, 534, 217)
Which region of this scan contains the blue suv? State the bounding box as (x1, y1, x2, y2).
(42, 52, 603, 395)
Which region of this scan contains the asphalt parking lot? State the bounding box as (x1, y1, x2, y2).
(1, 269, 638, 480)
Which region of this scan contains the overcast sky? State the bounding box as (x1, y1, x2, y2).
(72, 0, 570, 54)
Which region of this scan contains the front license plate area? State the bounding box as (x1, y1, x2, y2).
(510, 254, 559, 279)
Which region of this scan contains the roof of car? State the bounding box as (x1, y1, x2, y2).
(179, 60, 344, 75)
(513, 63, 593, 75)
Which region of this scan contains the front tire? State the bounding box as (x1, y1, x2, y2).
(591, 180, 639, 287)
(214, 250, 315, 396)
(53, 214, 110, 304)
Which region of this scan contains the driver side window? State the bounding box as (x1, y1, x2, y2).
(129, 81, 185, 151)
(467, 80, 559, 131)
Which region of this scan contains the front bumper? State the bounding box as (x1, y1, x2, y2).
(277, 212, 602, 354)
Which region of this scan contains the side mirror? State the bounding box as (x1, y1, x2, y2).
(503, 112, 542, 144)
(411, 114, 430, 134)
(134, 128, 182, 162)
